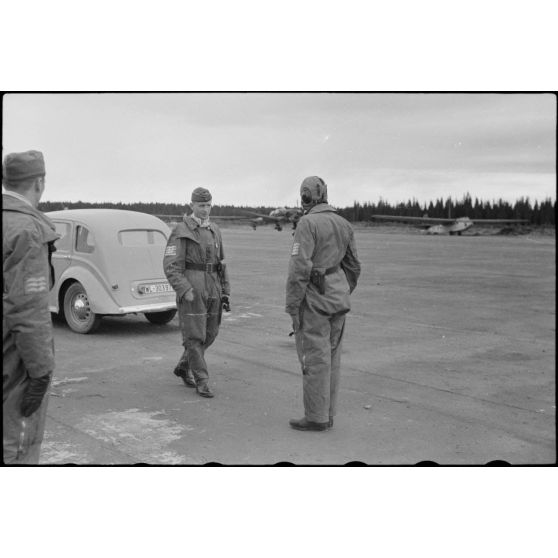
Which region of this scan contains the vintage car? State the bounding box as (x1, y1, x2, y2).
(46, 209, 178, 333)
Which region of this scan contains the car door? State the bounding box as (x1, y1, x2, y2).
(49, 220, 74, 311)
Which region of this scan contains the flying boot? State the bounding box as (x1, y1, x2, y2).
(289, 417, 329, 431)
(173, 366, 196, 387)
(195, 380, 214, 398)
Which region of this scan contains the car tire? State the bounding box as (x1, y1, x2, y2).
(144, 309, 177, 325)
(63, 282, 102, 334)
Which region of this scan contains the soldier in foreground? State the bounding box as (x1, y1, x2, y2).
(286, 176, 361, 431)
(3, 150, 59, 463)
(164, 187, 230, 398)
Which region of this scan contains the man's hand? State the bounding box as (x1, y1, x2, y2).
(222, 295, 231, 312)
(20, 373, 52, 417)
(182, 288, 194, 302)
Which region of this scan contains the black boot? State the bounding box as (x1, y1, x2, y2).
(289, 417, 329, 431)
(196, 381, 214, 398)
(173, 366, 196, 387)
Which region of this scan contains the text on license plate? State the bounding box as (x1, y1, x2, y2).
(138, 282, 173, 294)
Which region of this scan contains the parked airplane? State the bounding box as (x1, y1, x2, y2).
(153, 208, 304, 231)
(240, 207, 303, 231)
(371, 214, 529, 235)
(154, 214, 252, 221)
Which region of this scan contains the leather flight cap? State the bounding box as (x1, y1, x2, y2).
(300, 175, 328, 203)
(191, 187, 212, 202)
(301, 176, 325, 190)
(3, 150, 46, 181)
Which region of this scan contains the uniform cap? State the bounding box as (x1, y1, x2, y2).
(191, 187, 212, 202)
(2, 150, 46, 181)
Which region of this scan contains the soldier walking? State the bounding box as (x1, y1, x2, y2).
(164, 187, 230, 398)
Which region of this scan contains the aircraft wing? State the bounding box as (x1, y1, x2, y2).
(153, 214, 252, 221)
(470, 218, 529, 224)
(371, 215, 456, 225)
(211, 215, 254, 220)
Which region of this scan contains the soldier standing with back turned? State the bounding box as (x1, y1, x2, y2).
(164, 187, 230, 398)
(286, 176, 361, 431)
(3, 150, 59, 463)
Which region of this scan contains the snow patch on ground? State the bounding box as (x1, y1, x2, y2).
(77, 409, 190, 464)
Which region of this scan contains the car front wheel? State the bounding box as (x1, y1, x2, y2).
(144, 309, 177, 325)
(63, 282, 102, 334)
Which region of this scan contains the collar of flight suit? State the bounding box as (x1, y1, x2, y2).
(184, 214, 215, 232)
(3, 189, 34, 207)
(173, 214, 217, 243)
(2, 193, 59, 242)
(190, 214, 211, 228)
(306, 203, 337, 215)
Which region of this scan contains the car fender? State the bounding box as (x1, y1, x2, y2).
(57, 265, 120, 314)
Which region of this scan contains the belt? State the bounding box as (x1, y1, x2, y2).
(184, 262, 220, 273)
(324, 265, 340, 275)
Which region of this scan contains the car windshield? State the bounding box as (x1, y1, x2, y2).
(118, 229, 167, 246)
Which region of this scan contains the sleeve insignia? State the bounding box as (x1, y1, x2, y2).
(164, 245, 177, 257)
(291, 242, 300, 256)
(24, 276, 48, 294)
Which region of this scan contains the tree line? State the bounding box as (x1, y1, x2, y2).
(38, 200, 272, 218)
(39, 194, 555, 225)
(336, 194, 556, 225)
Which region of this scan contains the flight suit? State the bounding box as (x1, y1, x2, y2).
(3, 194, 58, 464)
(163, 215, 230, 384)
(286, 204, 360, 423)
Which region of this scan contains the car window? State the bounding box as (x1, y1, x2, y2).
(118, 229, 167, 246)
(75, 225, 95, 253)
(53, 221, 71, 251)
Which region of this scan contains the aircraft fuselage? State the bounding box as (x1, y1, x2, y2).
(426, 217, 474, 235)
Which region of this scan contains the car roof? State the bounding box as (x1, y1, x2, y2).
(45, 209, 170, 231)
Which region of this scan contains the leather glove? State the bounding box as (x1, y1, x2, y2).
(21, 372, 52, 417)
(222, 295, 231, 312)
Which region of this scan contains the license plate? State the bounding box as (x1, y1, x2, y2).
(138, 282, 173, 295)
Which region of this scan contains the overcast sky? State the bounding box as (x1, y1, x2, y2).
(3, 93, 555, 208)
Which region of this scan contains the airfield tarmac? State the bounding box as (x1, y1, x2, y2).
(40, 226, 556, 465)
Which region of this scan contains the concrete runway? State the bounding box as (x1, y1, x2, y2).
(40, 226, 556, 464)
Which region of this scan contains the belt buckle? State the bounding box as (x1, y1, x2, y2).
(205, 263, 212, 272)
